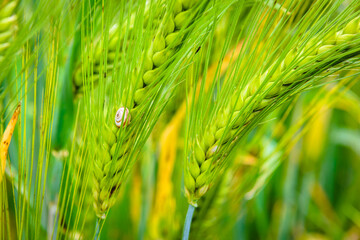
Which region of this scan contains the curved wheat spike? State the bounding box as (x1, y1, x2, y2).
(148, 41, 242, 238)
(92, 0, 213, 219)
(184, 16, 360, 206)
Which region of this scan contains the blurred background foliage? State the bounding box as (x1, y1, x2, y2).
(1, 0, 360, 239)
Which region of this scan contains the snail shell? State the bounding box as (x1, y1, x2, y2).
(115, 107, 131, 127)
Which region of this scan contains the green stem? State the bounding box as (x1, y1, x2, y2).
(51, 4, 83, 150)
(182, 204, 195, 240)
(94, 218, 100, 240)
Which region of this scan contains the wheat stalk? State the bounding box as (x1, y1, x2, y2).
(184, 16, 360, 206)
(71, 144, 96, 239)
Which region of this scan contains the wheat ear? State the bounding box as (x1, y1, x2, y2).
(0, 0, 18, 63)
(92, 0, 207, 219)
(72, 22, 127, 96)
(184, 16, 360, 206)
(72, 1, 179, 96)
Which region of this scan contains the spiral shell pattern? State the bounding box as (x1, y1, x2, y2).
(115, 107, 131, 127)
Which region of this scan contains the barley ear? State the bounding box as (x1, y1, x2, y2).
(92, 0, 208, 218)
(0, 0, 18, 63)
(184, 16, 360, 205)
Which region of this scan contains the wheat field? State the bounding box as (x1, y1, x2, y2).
(1, 0, 360, 239)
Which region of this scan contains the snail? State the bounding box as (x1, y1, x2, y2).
(115, 107, 131, 127)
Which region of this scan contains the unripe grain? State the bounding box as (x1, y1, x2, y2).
(92, 0, 208, 218)
(184, 16, 360, 205)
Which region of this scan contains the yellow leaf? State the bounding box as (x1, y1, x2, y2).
(0, 103, 20, 183)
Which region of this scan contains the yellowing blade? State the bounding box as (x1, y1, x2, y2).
(0, 103, 20, 183)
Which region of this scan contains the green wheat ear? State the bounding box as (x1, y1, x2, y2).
(184, 16, 360, 206)
(0, 0, 18, 63)
(92, 0, 209, 219)
(72, 0, 170, 97)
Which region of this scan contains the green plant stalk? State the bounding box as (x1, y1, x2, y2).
(94, 218, 100, 240)
(184, 16, 360, 206)
(52, 8, 83, 150)
(182, 204, 195, 240)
